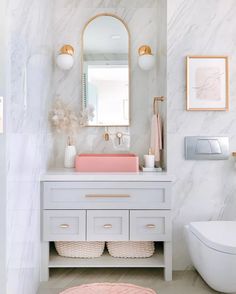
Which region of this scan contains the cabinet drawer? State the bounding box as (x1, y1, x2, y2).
(87, 210, 129, 241)
(43, 210, 86, 241)
(130, 210, 171, 241)
(43, 182, 171, 210)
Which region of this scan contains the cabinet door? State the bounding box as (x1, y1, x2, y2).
(87, 210, 129, 241)
(130, 210, 171, 241)
(43, 210, 86, 241)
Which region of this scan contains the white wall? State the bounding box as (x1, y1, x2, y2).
(6, 0, 53, 292)
(167, 0, 236, 269)
(48, 0, 162, 168)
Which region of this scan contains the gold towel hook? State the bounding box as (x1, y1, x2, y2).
(153, 96, 165, 114)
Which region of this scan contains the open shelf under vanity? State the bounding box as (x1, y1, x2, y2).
(40, 173, 173, 281)
(49, 242, 164, 269)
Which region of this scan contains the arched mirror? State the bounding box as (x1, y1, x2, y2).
(82, 14, 130, 126)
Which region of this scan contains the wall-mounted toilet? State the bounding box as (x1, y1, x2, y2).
(185, 221, 236, 293)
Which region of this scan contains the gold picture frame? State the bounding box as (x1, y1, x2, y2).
(186, 56, 229, 111)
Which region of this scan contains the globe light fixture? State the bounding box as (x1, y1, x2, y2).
(56, 45, 74, 70)
(138, 45, 155, 71)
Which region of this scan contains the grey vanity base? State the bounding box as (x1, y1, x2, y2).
(40, 173, 173, 282)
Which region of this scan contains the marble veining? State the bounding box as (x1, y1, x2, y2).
(6, 2, 236, 294)
(6, 0, 53, 293)
(167, 0, 236, 269)
(48, 1, 161, 168)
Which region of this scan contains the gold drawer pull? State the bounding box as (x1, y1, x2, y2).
(85, 194, 130, 198)
(60, 224, 70, 228)
(146, 224, 156, 229)
(103, 224, 113, 229)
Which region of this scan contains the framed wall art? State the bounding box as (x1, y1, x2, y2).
(186, 56, 229, 111)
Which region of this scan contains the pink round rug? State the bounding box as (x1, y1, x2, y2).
(60, 283, 156, 294)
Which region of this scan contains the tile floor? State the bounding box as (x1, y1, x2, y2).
(37, 268, 222, 294)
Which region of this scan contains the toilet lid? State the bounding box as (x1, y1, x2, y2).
(189, 221, 236, 254)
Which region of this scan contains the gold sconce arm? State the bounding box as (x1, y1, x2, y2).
(59, 44, 74, 56)
(138, 45, 153, 56)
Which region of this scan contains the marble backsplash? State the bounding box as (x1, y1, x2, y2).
(48, 0, 163, 168)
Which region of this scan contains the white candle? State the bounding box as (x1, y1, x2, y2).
(144, 154, 155, 168)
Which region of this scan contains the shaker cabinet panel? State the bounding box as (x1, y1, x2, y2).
(130, 210, 171, 241)
(87, 210, 129, 241)
(40, 175, 173, 282)
(43, 210, 86, 241)
(43, 181, 171, 210)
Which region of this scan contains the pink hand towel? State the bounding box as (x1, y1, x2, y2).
(150, 114, 162, 162)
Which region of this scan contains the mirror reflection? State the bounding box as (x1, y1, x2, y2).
(82, 15, 130, 126)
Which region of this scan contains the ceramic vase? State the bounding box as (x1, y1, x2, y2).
(64, 136, 76, 168)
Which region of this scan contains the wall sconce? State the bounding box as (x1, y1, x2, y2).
(56, 45, 74, 70)
(138, 45, 155, 71)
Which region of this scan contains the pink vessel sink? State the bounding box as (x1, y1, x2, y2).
(75, 154, 139, 172)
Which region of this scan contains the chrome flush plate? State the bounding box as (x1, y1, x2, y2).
(185, 136, 229, 160)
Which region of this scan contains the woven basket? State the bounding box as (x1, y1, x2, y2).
(107, 241, 155, 258)
(55, 241, 105, 258)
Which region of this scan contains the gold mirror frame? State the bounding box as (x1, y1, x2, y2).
(81, 13, 131, 127)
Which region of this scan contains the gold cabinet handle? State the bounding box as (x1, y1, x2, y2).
(85, 194, 130, 198)
(60, 224, 70, 228)
(146, 224, 156, 229)
(103, 224, 113, 229)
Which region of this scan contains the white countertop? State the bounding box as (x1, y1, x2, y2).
(41, 168, 174, 182)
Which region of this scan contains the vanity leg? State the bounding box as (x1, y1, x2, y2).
(164, 241, 172, 281)
(40, 242, 49, 281)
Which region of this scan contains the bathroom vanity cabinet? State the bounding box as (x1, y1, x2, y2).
(40, 170, 173, 281)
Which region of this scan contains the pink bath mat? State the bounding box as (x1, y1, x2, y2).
(60, 283, 156, 294)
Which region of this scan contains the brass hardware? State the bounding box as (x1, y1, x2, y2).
(59, 45, 74, 56)
(138, 45, 153, 56)
(146, 224, 156, 229)
(154, 96, 165, 102)
(103, 224, 113, 229)
(116, 132, 123, 145)
(103, 127, 110, 141)
(153, 96, 165, 114)
(60, 224, 70, 228)
(104, 132, 109, 141)
(85, 194, 130, 198)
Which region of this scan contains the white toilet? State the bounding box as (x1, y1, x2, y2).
(185, 221, 236, 293)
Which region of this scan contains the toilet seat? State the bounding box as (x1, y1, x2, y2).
(189, 221, 236, 255)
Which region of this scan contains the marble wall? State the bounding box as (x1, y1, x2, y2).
(6, 0, 53, 293)
(167, 0, 236, 269)
(49, 0, 236, 271)
(156, 0, 167, 168)
(6, 1, 236, 288)
(48, 0, 163, 168)
(0, 0, 7, 292)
